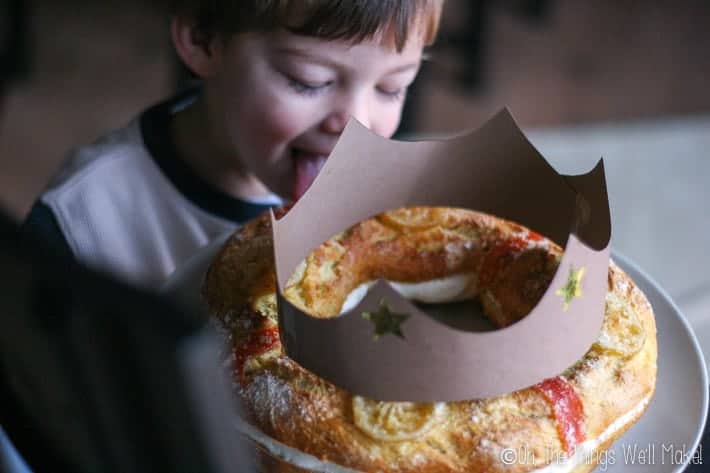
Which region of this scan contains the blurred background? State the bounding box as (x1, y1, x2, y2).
(1, 0, 709, 361)
(2, 0, 709, 217)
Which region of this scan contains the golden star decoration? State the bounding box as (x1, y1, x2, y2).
(556, 265, 586, 311)
(361, 300, 410, 340)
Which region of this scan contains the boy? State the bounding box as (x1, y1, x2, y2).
(22, 0, 444, 289)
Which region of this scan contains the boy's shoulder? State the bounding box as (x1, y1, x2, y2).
(44, 87, 199, 199)
(45, 118, 148, 195)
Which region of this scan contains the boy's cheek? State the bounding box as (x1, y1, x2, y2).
(255, 95, 320, 143)
(380, 117, 400, 139)
(372, 105, 404, 139)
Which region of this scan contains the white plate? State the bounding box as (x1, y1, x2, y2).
(603, 252, 707, 472)
(162, 246, 708, 472)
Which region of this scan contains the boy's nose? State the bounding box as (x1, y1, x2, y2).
(321, 98, 371, 134)
(321, 111, 349, 135)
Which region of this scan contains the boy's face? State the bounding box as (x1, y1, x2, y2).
(204, 29, 425, 200)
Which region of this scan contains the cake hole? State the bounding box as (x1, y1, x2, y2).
(414, 299, 498, 332)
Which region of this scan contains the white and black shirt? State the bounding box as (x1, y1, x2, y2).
(22, 89, 280, 289)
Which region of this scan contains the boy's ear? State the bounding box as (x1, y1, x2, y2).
(171, 15, 222, 78)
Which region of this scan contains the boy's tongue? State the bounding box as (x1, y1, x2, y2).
(293, 150, 328, 201)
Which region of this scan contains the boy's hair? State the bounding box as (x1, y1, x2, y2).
(169, 0, 444, 52)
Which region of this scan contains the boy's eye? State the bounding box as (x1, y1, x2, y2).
(377, 86, 407, 101)
(286, 76, 332, 96)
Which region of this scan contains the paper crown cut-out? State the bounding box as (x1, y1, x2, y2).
(270, 110, 611, 402)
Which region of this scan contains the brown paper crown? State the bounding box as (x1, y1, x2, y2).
(270, 110, 611, 402)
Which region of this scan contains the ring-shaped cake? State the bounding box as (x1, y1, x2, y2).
(202, 207, 657, 473)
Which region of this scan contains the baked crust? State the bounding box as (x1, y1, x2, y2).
(202, 208, 657, 473)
